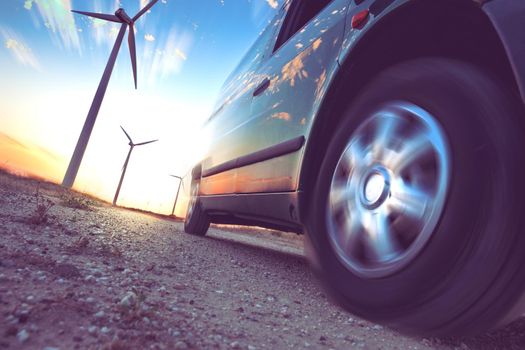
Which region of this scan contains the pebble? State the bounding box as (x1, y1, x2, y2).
(100, 326, 110, 334)
(94, 310, 105, 319)
(88, 326, 97, 334)
(119, 291, 138, 310)
(230, 341, 241, 349)
(174, 341, 188, 349)
(84, 275, 95, 282)
(17, 329, 29, 343)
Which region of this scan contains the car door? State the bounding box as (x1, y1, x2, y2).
(235, 0, 352, 194)
(199, 17, 280, 196)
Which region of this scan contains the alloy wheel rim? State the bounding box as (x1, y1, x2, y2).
(327, 101, 450, 278)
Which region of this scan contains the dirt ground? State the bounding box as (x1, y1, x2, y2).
(1, 170, 525, 350)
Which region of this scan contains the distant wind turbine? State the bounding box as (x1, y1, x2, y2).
(62, 0, 159, 189)
(113, 126, 158, 207)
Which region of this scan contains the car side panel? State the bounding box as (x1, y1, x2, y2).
(235, 0, 352, 194)
(199, 18, 280, 195)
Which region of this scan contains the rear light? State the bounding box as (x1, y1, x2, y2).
(351, 9, 370, 29)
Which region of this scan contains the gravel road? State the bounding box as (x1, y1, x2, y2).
(1, 171, 524, 349)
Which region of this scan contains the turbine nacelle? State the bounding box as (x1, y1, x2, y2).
(72, 0, 159, 89)
(115, 9, 133, 24)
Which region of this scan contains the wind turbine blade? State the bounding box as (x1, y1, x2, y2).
(72, 10, 123, 23)
(128, 24, 138, 89)
(135, 139, 158, 146)
(120, 126, 133, 143)
(132, 0, 159, 22)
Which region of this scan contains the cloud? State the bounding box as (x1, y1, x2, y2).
(24, 0, 34, 10)
(144, 26, 193, 83)
(266, 0, 279, 9)
(175, 48, 187, 61)
(1, 27, 41, 70)
(31, 0, 82, 54)
(144, 34, 155, 42)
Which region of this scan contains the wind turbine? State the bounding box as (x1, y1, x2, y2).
(113, 126, 158, 206)
(169, 174, 183, 217)
(62, 0, 159, 189)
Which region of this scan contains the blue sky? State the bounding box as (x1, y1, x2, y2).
(0, 0, 280, 214)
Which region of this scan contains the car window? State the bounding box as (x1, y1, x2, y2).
(274, 0, 333, 52)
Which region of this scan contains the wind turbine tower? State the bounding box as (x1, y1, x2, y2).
(62, 0, 159, 188)
(170, 174, 183, 216)
(113, 126, 158, 206)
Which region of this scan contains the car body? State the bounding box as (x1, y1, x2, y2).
(182, 0, 525, 335)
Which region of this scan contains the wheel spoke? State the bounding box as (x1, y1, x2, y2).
(330, 181, 352, 210)
(340, 208, 363, 250)
(388, 133, 432, 172)
(389, 180, 432, 221)
(345, 137, 367, 169)
(364, 212, 399, 262)
(372, 114, 400, 161)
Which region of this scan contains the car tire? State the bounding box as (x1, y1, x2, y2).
(184, 180, 210, 236)
(307, 58, 525, 335)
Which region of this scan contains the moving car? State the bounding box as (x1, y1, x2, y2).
(184, 0, 525, 335)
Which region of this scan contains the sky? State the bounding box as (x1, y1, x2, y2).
(0, 0, 280, 215)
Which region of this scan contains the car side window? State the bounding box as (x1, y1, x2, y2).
(274, 0, 333, 52)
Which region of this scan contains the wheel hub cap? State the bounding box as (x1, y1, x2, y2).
(361, 167, 390, 209)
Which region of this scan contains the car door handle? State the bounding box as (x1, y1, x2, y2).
(253, 78, 271, 97)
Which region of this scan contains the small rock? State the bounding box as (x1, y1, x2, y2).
(88, 325, 97, 334)
(84, 275, 95, 282)
(230, 341, 242, 349)
(18, 310, 30, 323)
(43, 347, 60, 350)
(17, 329, 29, 343)
(174, 341, 188, 349)
(94, 311, 105, 319)
(100, 326, 110, 334)
(119, 291, 138, 311)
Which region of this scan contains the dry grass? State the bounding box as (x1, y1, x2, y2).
(59, 193, 93, 211)
(27, 184, 54, 225)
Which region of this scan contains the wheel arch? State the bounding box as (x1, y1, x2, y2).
(298, 0, 521, 220)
